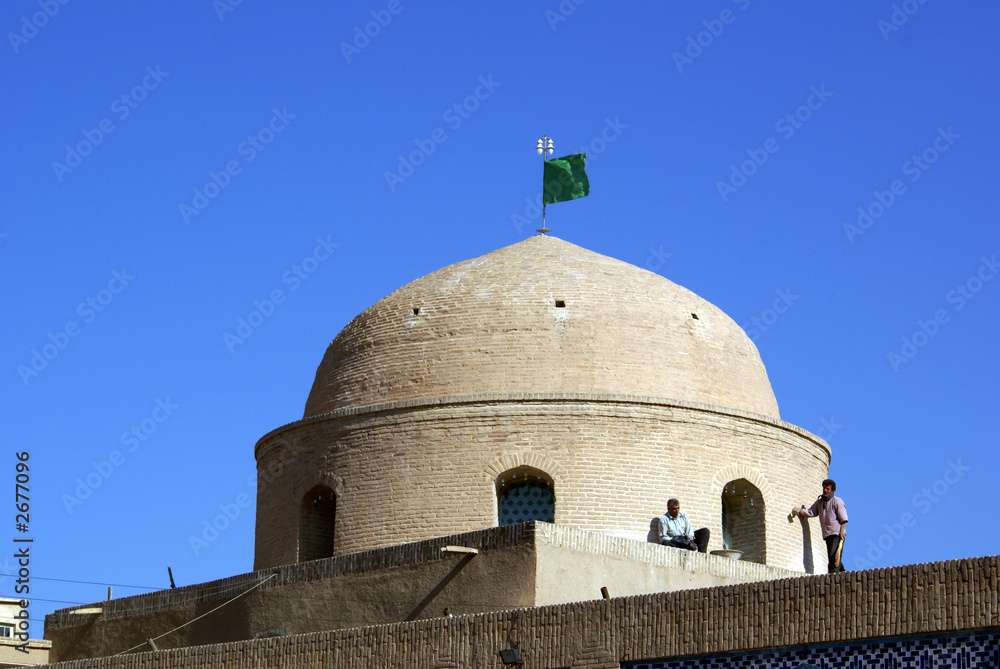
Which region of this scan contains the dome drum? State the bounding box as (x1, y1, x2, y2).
(254, 395, 830, 572)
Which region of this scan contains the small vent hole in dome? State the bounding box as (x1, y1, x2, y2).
(412, 308, 420, 315)
(691, 313, 699, 320)
(555, 300, 566, 308)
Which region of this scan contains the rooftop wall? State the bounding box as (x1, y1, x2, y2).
(40, 554, 1000, 669)
(45, 523, 795, 662)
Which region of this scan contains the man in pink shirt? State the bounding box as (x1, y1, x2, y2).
(792, 479, 848, 573)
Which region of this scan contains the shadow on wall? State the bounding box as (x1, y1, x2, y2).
(647, 518, 660, 544)
(798, 515, 815, 574)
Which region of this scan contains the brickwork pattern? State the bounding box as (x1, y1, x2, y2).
(41, 555, 1000, 669)
(532, 523, 796, 582)
(254, 395, 830, 571)
(302, 235, 780, 420)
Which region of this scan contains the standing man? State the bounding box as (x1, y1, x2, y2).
(792, 479, 848, 573)
(658, 498, 710, 553)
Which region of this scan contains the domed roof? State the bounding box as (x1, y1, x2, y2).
(303, 235, 779, 419)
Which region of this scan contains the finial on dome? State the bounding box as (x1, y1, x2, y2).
(536, 135, 554, 235)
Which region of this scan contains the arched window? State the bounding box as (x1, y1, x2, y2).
(721, 478, 766, 564)
(299, 485, 336, 562)
(497, 467, 554, 526)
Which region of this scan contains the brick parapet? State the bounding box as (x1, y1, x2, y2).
(40, 555, 1000, 668)
(533, 523, 799, 582)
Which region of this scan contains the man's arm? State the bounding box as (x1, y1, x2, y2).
(836, 498, 849, 537)
(682, 512, 693, 538)
(658, 516, 671, 543)
(797, 498, 821, 518)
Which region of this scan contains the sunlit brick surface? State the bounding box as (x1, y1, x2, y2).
(303, 235, 780, 419)
(254, 396, 829, 571)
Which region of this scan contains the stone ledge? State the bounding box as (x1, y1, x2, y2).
(535, 523, 798, 583)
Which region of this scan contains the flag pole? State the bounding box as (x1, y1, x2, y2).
(536, 135, 553, 235)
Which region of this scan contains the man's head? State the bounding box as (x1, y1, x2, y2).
(822, 479, 836, 495)
(667, 498, 680, 518)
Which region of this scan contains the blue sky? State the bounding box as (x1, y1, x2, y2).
(3, 1, 999, 636)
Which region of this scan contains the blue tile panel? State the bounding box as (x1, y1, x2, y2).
(625, 630, 1000, 669)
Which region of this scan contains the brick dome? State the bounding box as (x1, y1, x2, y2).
(303, 235, 779, 420)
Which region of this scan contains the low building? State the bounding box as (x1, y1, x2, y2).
(0, 598, 50, 667)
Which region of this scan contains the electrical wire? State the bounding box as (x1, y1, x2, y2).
(1, 596, 87, 605)
(14, 576, 160, 590)
(114, 573, 276, 656)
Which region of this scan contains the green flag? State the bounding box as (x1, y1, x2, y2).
(543, 153, 590, 206)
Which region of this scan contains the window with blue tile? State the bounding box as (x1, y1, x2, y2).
(624, 630, 1000, 669)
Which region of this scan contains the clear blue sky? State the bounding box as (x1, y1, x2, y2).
(4, 1, 998, 636)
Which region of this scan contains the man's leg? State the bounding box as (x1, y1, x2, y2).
(694, 528, 710, 553)
(664, 537, 694, 550)
(824, 535, 845, 572)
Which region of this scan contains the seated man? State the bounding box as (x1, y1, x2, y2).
(658, 498, 710, 553)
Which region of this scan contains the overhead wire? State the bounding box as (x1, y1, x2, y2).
(12, 576, 161, 590)
(2, 596, 87, 605)
(114, 573, 277, 656)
